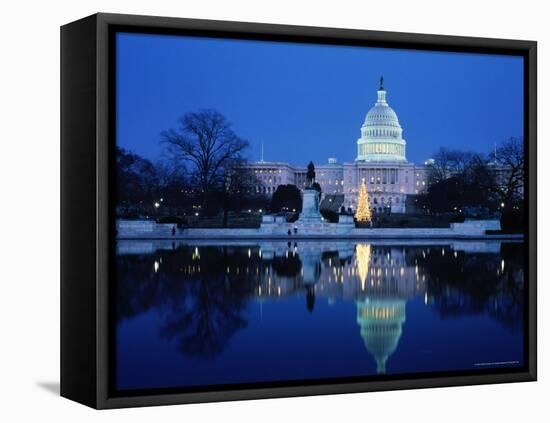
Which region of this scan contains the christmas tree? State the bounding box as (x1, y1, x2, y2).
(355, 180, 372, 222)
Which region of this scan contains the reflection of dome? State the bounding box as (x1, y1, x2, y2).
(356, 78, 407, 163)
(356, 298, 406, 373)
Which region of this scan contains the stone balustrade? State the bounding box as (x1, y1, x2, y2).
(116, 218, 514, 240)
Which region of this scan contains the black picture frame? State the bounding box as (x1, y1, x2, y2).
(60, 12, 537, 409)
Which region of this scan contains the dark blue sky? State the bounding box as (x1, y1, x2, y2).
(116, 32, 523, 166)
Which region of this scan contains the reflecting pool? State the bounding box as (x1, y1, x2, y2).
(115, 240, 525, 391)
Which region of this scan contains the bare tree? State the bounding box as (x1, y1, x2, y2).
(493, 137, 525, 205)
(428, 148, 476, 183)
(448, 150, 475, 174)
(116, 147, 159, 214)
(154, 156, 187, 189)
(161, 110, 249, 207)
(452, 137, 525, 209)
(222, 159, 261, 198)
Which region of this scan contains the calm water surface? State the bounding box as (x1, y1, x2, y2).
(115, 240, 525, 391)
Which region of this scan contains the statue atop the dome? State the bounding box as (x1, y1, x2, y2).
(379, 75, 384, 90)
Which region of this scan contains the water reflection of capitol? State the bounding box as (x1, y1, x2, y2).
(253, 241, 426, 374)
(118, 239, 518, 375)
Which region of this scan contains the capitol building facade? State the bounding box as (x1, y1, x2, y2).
(246, 81, 430, 214)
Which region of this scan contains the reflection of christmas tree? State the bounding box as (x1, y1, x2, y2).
(355, 180, 372, 222)
(355, 244, 372, 290)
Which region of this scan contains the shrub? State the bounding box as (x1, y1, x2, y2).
(450, 215, 465, 223)
(500, 207, 525, 233)
(320, 209, 339, 223)
(156, 216, 183, 224)
(271, 185, 302, 213)
(286, 212, 300, 223)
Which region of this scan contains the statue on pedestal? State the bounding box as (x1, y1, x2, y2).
(306, 161, 315, 189)
(298, 161, 323, 223)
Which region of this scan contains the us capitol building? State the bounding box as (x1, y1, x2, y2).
(246, 79, 430, 214)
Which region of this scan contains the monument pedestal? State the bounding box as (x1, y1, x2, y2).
(298, 189, 323, 223)
(259, 188, 355, 235)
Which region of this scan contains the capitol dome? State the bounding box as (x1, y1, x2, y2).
(364, 104, 401, 128)
(356, 78, 407, 163)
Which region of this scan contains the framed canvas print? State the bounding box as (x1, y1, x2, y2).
(60, 13, 537, 409)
